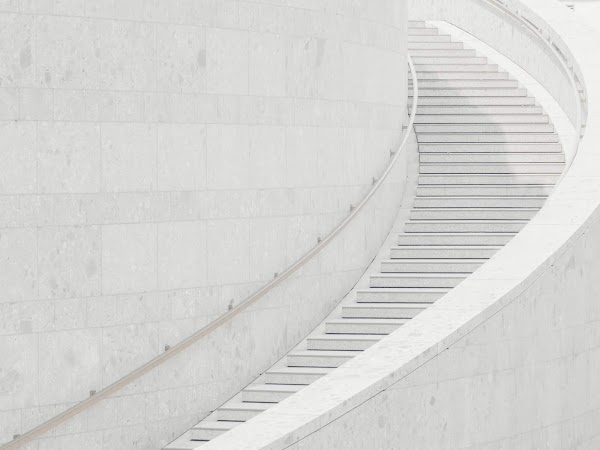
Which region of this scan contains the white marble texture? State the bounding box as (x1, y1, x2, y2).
(0, 1, 408, 448)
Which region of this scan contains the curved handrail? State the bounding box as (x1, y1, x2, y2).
(2, 55, 419, 450)
(481, 0, 584, 185)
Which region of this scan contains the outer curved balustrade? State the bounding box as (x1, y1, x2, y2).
(190, 1, 600, 449)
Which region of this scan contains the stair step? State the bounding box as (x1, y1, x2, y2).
(190, 421, 237, 441)
(408, 20, 428, 28)
(264, 367, 332, 385)
(413, 196, 547, 208)
(410, 49, 477, 57)
(397, 233, 515, 246)
(410, 71, 510, 79)
(419, 174, 560, 185)
(414, 64, 498, 72)
(241, 385, 302, 403)
(420, 163, 563, 174)
(325, 319, 408, 335)
(416, 185, 554, 197)
(413, 96, 536, 106)
(420, 153, 564, 163)
(370, 274, 466, 288)
(356, 288, 448, 303)
(408, 34, 452, 43)
(307, 334, 382, 351)
(381, 258, 485, 273)
(408, 27, 441, 35)
(415, 124, 553, 133)
(287, 350, 360, 368)
(410, 80, 519, 89)
(164, 441, 202, 450)
(414, 114, 548, 124)
(418, 142, 562, 153)
(390, 245, 500, 259)
(342, 303, 431, 319)
(412, 88, 527, 98)
(419, 133, 559, 144)
(410, 208, 538, 220)
(412, 105, 542, 114)
(412, 56, 488, 65)
(217, 403, 270, 422)
(405, 221, 528, 233)
(408, 42, 464, 50)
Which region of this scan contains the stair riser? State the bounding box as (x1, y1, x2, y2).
(390, 248, 497, 258)
(412, 105, 542, 114)
(419, 175, 560, 185)
(413, 97, 536, 106)
(408, 42, 464, 50)
(420, 163, 564, 173)
(217, 409, 264, 422)
(190, 429, 226, 441)
(415, 115, 548, 124)
(264, 372, 326, 385)
(416, 186, 553, 196)
(381, 262, 483, 273)
(414, 198, 546, 208)
(411, 81, 519, 89)
(410, 210, 537, 220)
(286, 355, 351, 368)
(356, 291, 445, 303)
(414, 64, 498, 72)
(415, 124, 553, 133)
(241, 391, 293, 403)
(408, 35, 452, 42)
(409, 28, 441, 35)
(412, 89, 527, 98)
(342, 308, 426, 319)
(405, 223, 526, 233)
(413, 57, 488, 65)
(307, 339, 379, 351)
(370, 277, 464, 288)
(419, 135, 559, 144)
(410, 71, 510, 79)
(420, 154, 564, 163)
(418, 143, 561, 152)
(410, 49, 477, 57)
(325, 322, 403, 335)
(397, 234, 514, 246)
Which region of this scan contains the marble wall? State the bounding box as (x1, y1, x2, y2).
(0, 1, 408, 448)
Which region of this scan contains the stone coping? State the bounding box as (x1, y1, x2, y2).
(199, 1, 600, 449)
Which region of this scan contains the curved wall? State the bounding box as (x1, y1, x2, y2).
(0, 1, 408, 448)
(185, 1, 600, 449)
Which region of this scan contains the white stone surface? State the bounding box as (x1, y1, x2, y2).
(0, 1, 408, 448)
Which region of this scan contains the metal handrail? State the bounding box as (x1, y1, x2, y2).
(2, 55, 419, 450)
(481, 0, 584, 186)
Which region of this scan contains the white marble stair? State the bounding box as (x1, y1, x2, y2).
(163, 21, 565, 450)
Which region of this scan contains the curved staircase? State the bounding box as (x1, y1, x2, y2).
(165, 20, 565, 450)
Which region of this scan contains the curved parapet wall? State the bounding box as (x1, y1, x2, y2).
(191, 1, 600, 449)
(0, 2, 408, 449)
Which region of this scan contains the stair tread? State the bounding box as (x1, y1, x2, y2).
(309, 334, 383, 341)
(345, 303, 433, 308)
(192, 421, 237, 431)
(290, 350, 362, 356)
(220, 402, 271, 412)
(266, 367, 332, 375)
(326, 318, 409, 324)
(244, 384, 302, 393)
